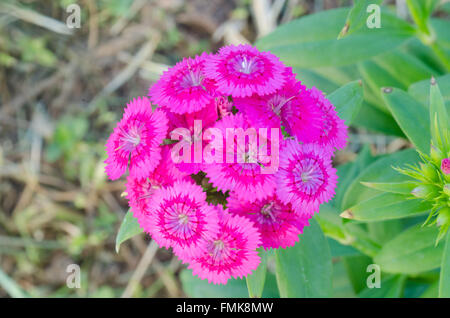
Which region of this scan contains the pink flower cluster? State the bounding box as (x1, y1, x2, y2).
(105, 45, 348, 284)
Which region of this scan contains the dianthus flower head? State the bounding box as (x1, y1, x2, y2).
(203, 113, 277, 201)
(442, 158, 450, 175)
(187, 213, 261, 285)
(227, 193, 310, 249)
(308, 86, 348, 152)
(149, 52, 216, 114)
(279, 84, 323, 143)
(204, 44, 287, 97)
(276, 140, 337, 215)
(141, 181, 219, 258)
(105, 97, 168, 180)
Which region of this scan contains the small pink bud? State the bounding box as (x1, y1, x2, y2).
(442, 158, 450, 175)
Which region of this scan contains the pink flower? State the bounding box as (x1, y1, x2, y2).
(276, 140, 337, 215)
(105, 97, 168, 180)
(203, 113, 277, 201)
(215, 96, 233, 119)
(141, 181, 219, 258)
(159, 144, 191, 181)
(442, 158, 450, 175)
(204, 44, 287, 97)
(228, 193, 310, 249)
(280, 85, 323, 143)
(164, 100, 218, 134)
(308, 87, 348, 152)
(164, 100, 219, 175)
(126, 176, 161, 222)
(149, 52, 216, 114)
(187, 213, 261, 284)
(126, 145, 191, 222)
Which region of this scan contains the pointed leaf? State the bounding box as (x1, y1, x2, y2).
(275, 218, 332, 297)
(360, 181, 417, 194)
(439, 233, 450, 297)
(342, 192, 430, 222)
(338, 0, 383, 38)
(382, 87, 431, 153)
(246, 249, 269, 298)
(327, 80, 363, 125)
(408, 73, 450, 111)
(115, 210, 143, 253)
(256, 8, 414, 68)
(374, 225, 445, 274)
(342, 148, 419, 210)
(429, 78, 449, 152)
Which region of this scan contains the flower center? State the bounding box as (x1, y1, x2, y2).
(214, 239, 225, 250)
(294, 158, 324, 195)
(261, 202, 275, 219)
(119, 124, 143, 152)
(178, 213, 189, 225)
(180, 68, 203, 88)
(233, 54, 261, 75)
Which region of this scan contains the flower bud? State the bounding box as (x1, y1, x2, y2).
(441, 158, 450, 175)
(430, 145, 444, 165)
(411, 184, 437, 199)
(444, 184, 450, 197)
(420, 162, 439, 182)
(437, 207, 450, 227)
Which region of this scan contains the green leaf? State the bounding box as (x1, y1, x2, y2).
(341, 193, 430, 222)
(374, 225, 445, 274)
(429, 78, 449, 152)
(360, 181, 417, 194)
(246, 249, 269, 298)
(353, 102, 404, 136)
(275, 218, 332, 297)
(327, 80, 363, 125)
(293, 64, 359, 94)
(421, 280, 440, 297)
(180, 269, 279, 298)
(115, 210, 143, 253)
(338, 0, 383, 38)
(0, 268, 27, 298)
(439, 232, 450, 297)
(358, 275, 407, 298)
(408, 73, 450, 110)
(406, 0, 439, 34)
(332, 260, 356, 297)
(382, 87, 431, 153)
(180, 270, 248, 298)
(316, 203, 381, 257)
(358, 50, 438, 115)
(335, 145, 376, 210)
(342, 148, 420, 210)
(257, 8, 414, 68)
(343, 223, 382, 258)
(373, 51, 438, 88)
(368, 220, 404, 245)
(342, 255, 374, 294)
(328, 238, 361, 258)
(316, 203, 347, 242)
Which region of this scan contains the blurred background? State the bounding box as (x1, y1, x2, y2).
(0, 0, 448, 298)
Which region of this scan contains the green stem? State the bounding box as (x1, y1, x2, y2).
(429, 42, 450, 72)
